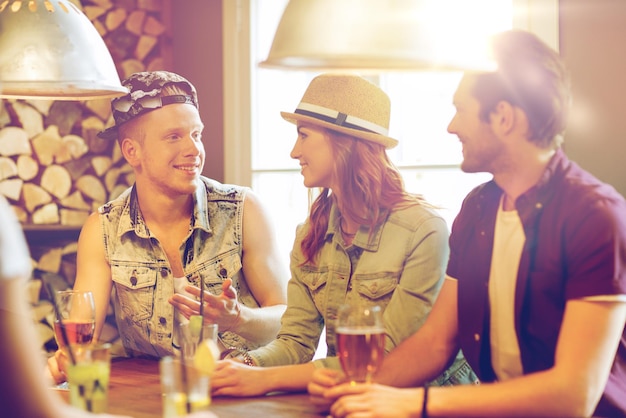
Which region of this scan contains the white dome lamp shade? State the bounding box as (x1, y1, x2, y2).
(0, 0, 127, 100)
(259, 0, 497, 72)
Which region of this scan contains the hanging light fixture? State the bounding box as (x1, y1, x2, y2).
(260, 0, 497, 72)
(0, 0, 127, 100)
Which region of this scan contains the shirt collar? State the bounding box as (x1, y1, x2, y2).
(326, 203, 387, 252)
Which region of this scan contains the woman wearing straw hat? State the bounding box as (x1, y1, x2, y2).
(210, 74, 477, 396)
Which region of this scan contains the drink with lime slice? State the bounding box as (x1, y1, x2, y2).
(67, 344, 111, 413)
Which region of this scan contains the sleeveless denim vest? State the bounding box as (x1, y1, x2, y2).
(99, 177, 260, 358)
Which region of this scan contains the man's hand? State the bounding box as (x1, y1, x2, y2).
(46, 349, 69, 385)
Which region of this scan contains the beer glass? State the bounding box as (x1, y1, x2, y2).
(336, 303, 385, 384)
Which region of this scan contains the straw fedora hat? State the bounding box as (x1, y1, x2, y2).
(281, 74, 398, 149)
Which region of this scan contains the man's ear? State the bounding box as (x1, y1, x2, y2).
(490, 100, 516, 135)
(120, 137, 140, 167)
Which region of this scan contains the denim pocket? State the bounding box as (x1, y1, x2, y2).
(111, 264, 157, 322)
(354, 274, 398, 301)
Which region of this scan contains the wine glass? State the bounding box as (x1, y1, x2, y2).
(53, 290, 96, 352)
(336, 303, 385, 384)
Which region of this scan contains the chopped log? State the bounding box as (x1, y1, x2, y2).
(16, 155, 39, 181)
(37, 247, 63, 273)
(35, 322, 55, 347)
(0, 127, 31, 156)
(124, 171, 136, 186)
(144, 15, 166, 36)
(84, 5, 107, 21)
(76, 174, 107, 204)
(86, 98, 113, 121)
(0, 178, 23, 201)
(0, 156, 18, 180)
(112, 142, 125, 165)
(120, 58, 146, 80)
(32, 300, 53, 322)
(109, 184, 129, 201)
(105, 7, 127, 31)
(60, 259, 77, 288)
(32, 203, 60, 224)
(87, 0, 113, 9)
(146, 56, 165, 72)
(80, 116, 109, 154)
(92, 156, 113, 177)
(59, 134, 89, 162)
(40, 165, 72, 199)
(63, 157, 93, 183)
(31, 125, 62, 166)
(24, 99, 54, 116)
(10, 204, 28, 222)
(46, 101, 83, 136)
(0, 102, 10, 126)
(126, 9, 146, 35)
(60, 209, 90, 226)
(104, 167, 121, 192)
(135, 35, 158, 61)
(60, 190, 91, 211)
(62, 242, 79, 256)
(22, 183, 53, 212)
(137, 0, 161, 12)
(92, 18, 107, 37)
(25, 279, 42, 305)
(12, 101, 44, 139)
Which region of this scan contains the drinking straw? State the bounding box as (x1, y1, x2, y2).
(199, 277, 205, 341)
(45, 283, 76, 365)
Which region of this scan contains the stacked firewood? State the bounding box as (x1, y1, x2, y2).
(0, 0, 170, 351)
(0, 0, 169, 227)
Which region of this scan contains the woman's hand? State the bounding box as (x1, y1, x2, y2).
(210, 359, 270, 397)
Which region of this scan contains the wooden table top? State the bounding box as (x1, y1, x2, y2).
(54, 357, 329, 418)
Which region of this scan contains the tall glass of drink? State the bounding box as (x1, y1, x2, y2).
(53, 290, 96, 352)
(336, 303, 385, 384)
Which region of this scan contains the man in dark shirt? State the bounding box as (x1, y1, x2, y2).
(308, 29, 626, 417)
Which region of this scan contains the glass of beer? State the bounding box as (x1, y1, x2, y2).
(336, 303, 385, 384)
(53, 290, 96, 352)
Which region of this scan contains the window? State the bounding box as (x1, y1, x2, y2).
(223, 0, 558, 267)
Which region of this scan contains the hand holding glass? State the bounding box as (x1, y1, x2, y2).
(336, 304, 385, 384)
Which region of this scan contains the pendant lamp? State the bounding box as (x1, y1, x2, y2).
(0, 0, 127, 100)
(260, 0, 496, 72)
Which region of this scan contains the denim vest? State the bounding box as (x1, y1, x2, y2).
(99, 177, 259, 358)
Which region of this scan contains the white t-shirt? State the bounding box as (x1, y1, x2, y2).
(488, 197, 525, 381)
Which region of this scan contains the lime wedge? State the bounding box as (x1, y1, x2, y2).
(189, 315, 203, 339)
(193, 339, 220, 376)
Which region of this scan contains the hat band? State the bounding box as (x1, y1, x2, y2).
(294, 102, 389, 136)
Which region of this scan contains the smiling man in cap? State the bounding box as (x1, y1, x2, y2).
(47, 71, 288, 383)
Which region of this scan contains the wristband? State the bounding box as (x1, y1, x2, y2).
(422, 385, 429, 418)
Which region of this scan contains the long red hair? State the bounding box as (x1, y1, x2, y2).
(300, 129, 429, 265)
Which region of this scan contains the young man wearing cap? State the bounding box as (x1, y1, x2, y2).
(48, 71, 288, 383)
(209, 73, 478, 397)
(309, 30, 626, 418)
